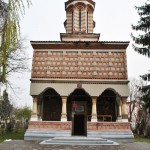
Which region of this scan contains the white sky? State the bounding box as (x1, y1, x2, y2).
(9, 0, 150, 107)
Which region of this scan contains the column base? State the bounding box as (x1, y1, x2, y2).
(121, 119, 128, 122)
(91, 118, 97, 122)
(61, 118, 67, 122)
(30, 117, 38, 121)
(30, 114, 38, 121)
(116, 116, 122, 122)
(61, 113, 67, 122)
(38, 116, 42, 121)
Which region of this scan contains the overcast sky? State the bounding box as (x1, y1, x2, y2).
(9, 0, 150, 107)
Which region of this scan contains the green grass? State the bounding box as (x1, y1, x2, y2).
(0, 129, 26, 144)
(134, 137, 150, 143)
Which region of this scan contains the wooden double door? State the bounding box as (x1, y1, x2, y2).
(72, 101, 87, 136)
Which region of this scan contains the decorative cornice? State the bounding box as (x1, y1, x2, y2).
(31, 41, 130, 44)
(60, 33, 100, 41)
(30, 78, 129, 85)
(31, 41, 129, 49)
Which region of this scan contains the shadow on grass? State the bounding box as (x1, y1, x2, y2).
(134, 136, 150, 143)
(0, 129, 26, 144)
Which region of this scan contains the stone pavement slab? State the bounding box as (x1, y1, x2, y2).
(0, 140, 150, 150)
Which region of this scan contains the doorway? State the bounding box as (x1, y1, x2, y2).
(74, 114, 85, 135)
(72, 101, 87, 136)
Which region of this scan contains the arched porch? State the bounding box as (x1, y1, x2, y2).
(30, 87, 128, 123)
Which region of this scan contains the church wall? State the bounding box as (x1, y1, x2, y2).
(31, 49, 128, 80)
(30, 82, 129, 97)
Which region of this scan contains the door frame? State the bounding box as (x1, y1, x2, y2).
(72, 101, 87, 136)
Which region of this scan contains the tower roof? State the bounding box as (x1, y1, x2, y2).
(65, 0, 95, 9)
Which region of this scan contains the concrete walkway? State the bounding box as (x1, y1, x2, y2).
(0, 140, 150, 150)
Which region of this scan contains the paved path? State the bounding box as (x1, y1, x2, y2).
(0, 140, 150, 150)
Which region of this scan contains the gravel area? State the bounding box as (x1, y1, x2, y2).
(0, 140, 150, 150)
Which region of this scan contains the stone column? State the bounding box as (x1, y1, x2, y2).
(116, 96, 122, 121)
(37, 103, 42, 121)
(119, 104, 122, 116)
(41, 101, 43, 120)
(91, 97, 97, 122)
(121, 97, 128, 122)
(61, 96, 67, 122)
(117, 102, 122, 122)
(30, 96, 38, 121)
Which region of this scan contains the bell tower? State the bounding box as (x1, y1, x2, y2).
(60, 0, 100, 41)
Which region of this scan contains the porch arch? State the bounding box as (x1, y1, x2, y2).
(39, 88, 62, 121)
(97, 89, 119, 122)
(67, 88, 92, 121)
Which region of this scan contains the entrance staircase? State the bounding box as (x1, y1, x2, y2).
(24, 129, 133, 143)
(40, 136, 119, 146)
(24, 130, 71, 141)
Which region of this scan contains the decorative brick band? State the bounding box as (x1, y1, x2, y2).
(28, 121, 72, 130)
(88, 122, 131, 131)
(28, 121, 131, 131)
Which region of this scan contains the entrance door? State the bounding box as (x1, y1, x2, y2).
(74, 114, 85, 135)
(72, 101, 87, 136)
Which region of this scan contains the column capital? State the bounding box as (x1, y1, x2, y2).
(62, 96, 67, 103)
(116, 96, 122, 105)
(122, 97, 127, 104)
(62, 96, 67, 99)
(92, 97, 97, 103)
(32, 96, 38, 102)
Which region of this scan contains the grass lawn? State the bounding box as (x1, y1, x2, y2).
(134, 137, 150, 143)
(0, 129, 26, 144)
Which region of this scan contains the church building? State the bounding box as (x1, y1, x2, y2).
(25, 0, 133, 142)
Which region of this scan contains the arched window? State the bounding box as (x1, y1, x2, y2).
(87, 11, 89, 33)
(72, 11, 74, 32)
(79, 9, 81, 31)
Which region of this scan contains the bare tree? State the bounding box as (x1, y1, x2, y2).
(128, 78, 150, 136)
(136, 107, 150, 136)
(128, 78, 144, 123)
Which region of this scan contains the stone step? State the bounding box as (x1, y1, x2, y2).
(40, 137, 119, 146)
(45, 140, 114, 145)
(24, 130, 134, 142)
(54, 136, 107, 141)
(24, 130, 71, 140)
